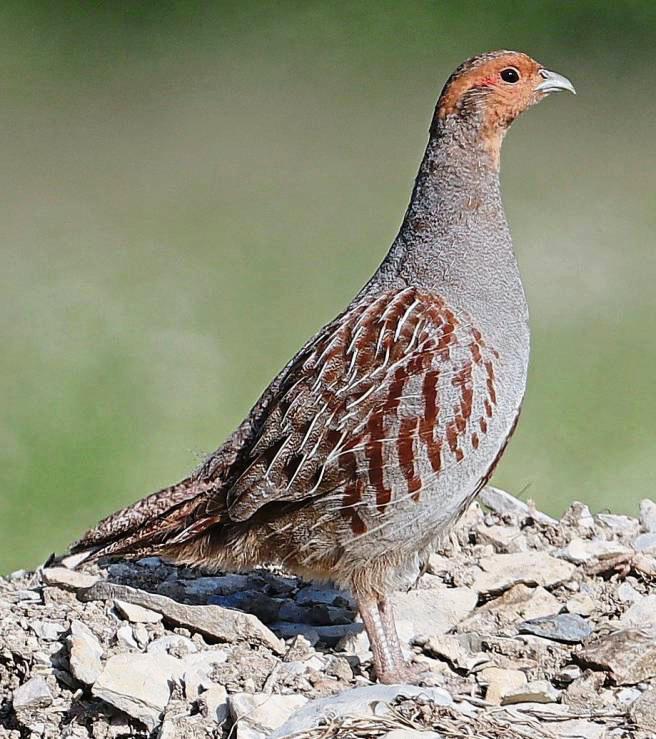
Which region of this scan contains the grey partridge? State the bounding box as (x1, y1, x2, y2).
(72, 51, 575, 683)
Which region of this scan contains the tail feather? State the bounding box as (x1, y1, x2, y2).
(71, 477, 217, 559)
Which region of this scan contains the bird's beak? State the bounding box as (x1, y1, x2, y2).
(536, 69, 576, 95)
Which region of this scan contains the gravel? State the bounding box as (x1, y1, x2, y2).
(1, 487, 656, 737)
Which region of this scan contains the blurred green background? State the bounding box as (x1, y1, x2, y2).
(1, 1, 655, 573)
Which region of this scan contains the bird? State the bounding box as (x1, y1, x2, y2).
(71, 51, 575, 684)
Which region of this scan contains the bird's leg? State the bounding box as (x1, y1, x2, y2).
(357, 594, 406, 684)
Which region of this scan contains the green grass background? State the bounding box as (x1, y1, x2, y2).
(1, 1, 655, 572)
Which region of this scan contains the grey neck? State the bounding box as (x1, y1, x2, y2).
(364, 119, 527, 326)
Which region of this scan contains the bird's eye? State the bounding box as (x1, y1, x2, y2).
(500, 68, 520, 84)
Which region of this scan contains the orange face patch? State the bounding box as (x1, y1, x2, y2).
(437, 51, 545, 122)
(435, 51, 548, 167)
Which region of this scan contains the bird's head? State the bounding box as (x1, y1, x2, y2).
(434, 50, 575, 167)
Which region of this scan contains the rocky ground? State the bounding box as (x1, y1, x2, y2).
(2, 487, 656, 738)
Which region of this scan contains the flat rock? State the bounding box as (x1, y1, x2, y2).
(519, 613, 593, 644)
(553, 719, 605, 739)
(472, 552, 575, 594)
(578, 629, 656, 685)
(41, 567, 99, 591)
(502, 679, 560, 704)
(228, 692, 308, 733)
(13, 676, 52, 710)
(270, 684, 453, 738)
(478, 667, 526, 705)
(114, 599, 163, 624)
(391, 586, 477, 641)
(68, 620, 103, 685)
(79, 581, 284, 654)
(92, 652, 184, 731)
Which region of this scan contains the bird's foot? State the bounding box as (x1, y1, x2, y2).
(376, 660, 433, 685)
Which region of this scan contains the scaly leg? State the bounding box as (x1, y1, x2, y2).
(357, 594, 406, 684)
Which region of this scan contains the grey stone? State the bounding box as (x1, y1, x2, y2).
(478, 486, 558, 526)
(31, 619, 67, 641)
(640, 499, 656, 533)
(472, 552, 575, 595)
(277, 601, 308, 623)
(545, 719, 604, 738)
(519, 613, 593, 644)
(619, 594, 656, 628)
(476, 524, 528, 553)
(13, 676, 53, 710)
(116, 624, 139, 650)
(181, 648, 229, 699)
(554, 664, 582, 685)
(560, 501, 596, 533)
(180, 575, 251, 598)
(68, 620, 103, 685)
(421, 634, 489, 673)
(579, 629, 656, 685)
(228, 692, 308, 733)
(93, 653, 184, 731)
(460, 584, 559, 635)
(236, 728, 266, 739)
(306, 603, 355, 626)
(595, 513, 640, 538)
(147, 634, 197, 657)
(391, 586, 477, 642)
(616, 581, 642, 603)
(269, 622, 320, 645)
(270, 684, 453, 738)
(206, 590, 283, 623)
(133, 623, 149, 648)
(295, 585, 354, 608)
(313, 623, 364, 645)
(114, 599, 163, 624)
(136, 557, 164, 569)
(633, 532, 656, 553)
(200, 684, 228, 723)
(42, 567, 99, 591)
(79, 581, 284, 653)
(558, 537, 631, 564)
(565, 593, 595, 616)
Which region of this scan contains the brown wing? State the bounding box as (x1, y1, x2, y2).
(220, 286, 495, 524)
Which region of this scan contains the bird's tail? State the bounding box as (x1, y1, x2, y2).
(69, 476, 220, 561)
